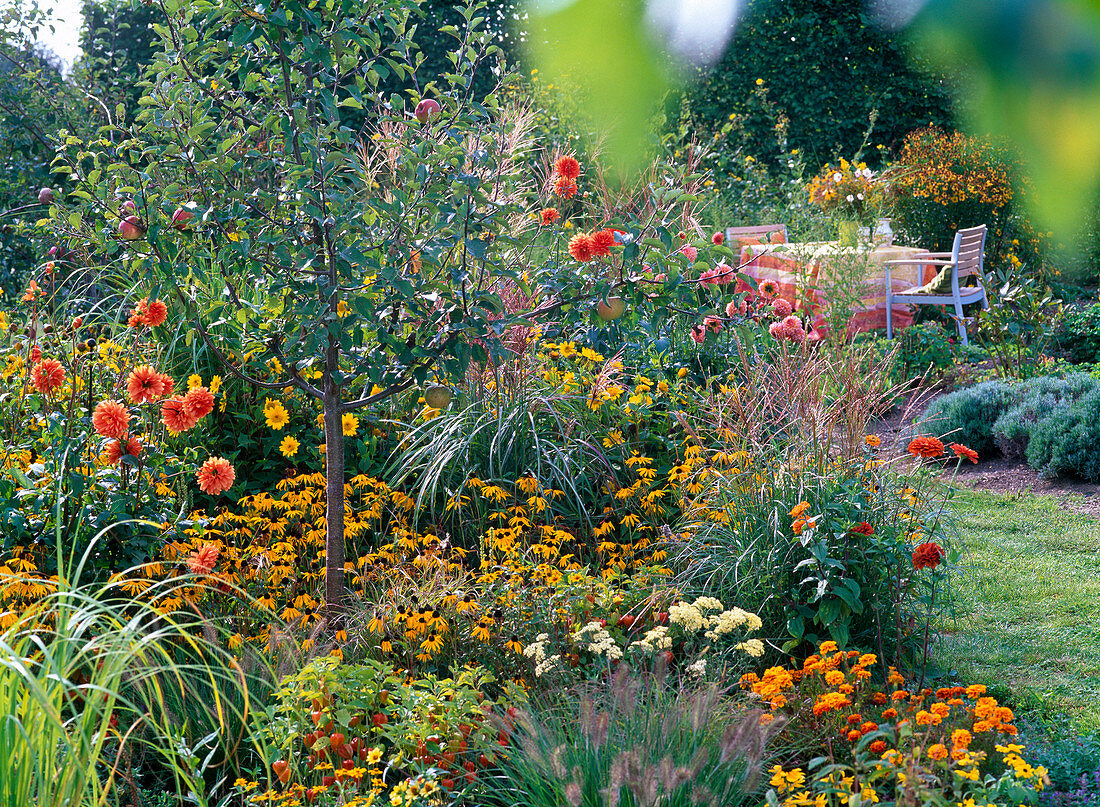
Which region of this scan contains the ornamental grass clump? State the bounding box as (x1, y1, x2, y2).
(487, 667, 778, 807)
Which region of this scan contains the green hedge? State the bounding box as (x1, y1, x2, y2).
(680, 0, 956, 168)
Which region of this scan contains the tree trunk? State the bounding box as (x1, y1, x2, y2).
(323, 339, 346, 618)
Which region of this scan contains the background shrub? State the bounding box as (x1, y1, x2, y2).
(1057, 304, 1100, 365)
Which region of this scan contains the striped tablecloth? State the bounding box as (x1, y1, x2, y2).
(737, 242, 939, 336)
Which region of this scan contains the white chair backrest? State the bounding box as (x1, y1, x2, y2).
(725, 224, 788, 243)
(953, 225, 987, 282)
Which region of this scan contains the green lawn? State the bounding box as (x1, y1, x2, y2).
(936, 488, 1100, 729)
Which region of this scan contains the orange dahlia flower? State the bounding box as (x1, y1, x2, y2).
(196, 456, 235, 496)
(103, 436, 141, 465)
(540, 207, 559, 226)
(187, 543, 220, 575)
(161, 396, 199, 434)
(568, 233, 595, 262)
(553, 155, 580, 180)
(552, 176, 577, 199)
(912, 541, 945, 570)
(907, 436, 945, 458)
(591, 229, 615, 257)
(92, 400, 130, 439)
(127, 365, 168, 403)
(130, 298, 168, 328)
(183, 386, 215, 419)
(949, 443, 978, 463)
(31, 358, 65, 395)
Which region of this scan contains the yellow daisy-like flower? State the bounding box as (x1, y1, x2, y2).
(280, 436, 300, 457)
(337, 300, 351, 318)
(187, 374, 203, 390)
(264, 400, 290, 430)
(342, 413, 359, 436)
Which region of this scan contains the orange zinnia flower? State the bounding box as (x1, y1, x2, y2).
(183, 386, 215, 419)
(188, 543, 220, 575)
(568, 233, 595, 262)
(31, 358, 65, 395)
(540, 207, 559, 226)
(196, 456, 235, 495)
(949, 443, 978, 463)
(92, 400, 130, 439)
(552, 176, 577, 199)
(127, 365, 167, 403)
(161, 396, 199, 434)
(907, 436, 945, 459)
(591, 229, 615, 257)
(553, 155, 580, 180)
(912, 541, 945, 570)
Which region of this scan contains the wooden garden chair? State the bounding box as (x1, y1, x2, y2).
(884, 224, 989, 347)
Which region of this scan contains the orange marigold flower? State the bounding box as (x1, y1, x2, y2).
(552, 176, 578, 199)
(861, 721, 878, 733)
(196, 456, 235, 495)
(912, 541, 945, 570)
(818, 641, 838, 653)
(553, 155, 580, 180)
(869, 740, 887, 753)
(540, 207, 559, 226)
(184, 386, 215, 419)
(907, 435, 945, 458)
(127, 365, 168, 403)
(32, 358, 65, 395)
(846, 729, 862, 742)
(591, 229, 615, 257)
(812, 692, 851, 716)
(951, 729, 972, 749)
(973, 720, 993, 733)
(965, 684, 986, 699)
(188, 543, 220, 575)
(161, 396, 199, 434)
(568, 233, 595, 262)
(92, 400, 130, 439)
(927, 744, 949, 761)
(949, 442, 978, 463)
(882, 708, 898, 719)
(871, 693, 887, 705)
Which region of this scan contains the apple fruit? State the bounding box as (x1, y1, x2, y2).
(171, 207, 194, 229)
(596, 296, 626, 321)
(38, 187, 54, 205)
(414, 98, 441, 123)
(424, 385, 452, 409)
(118, 215, 145, 241)
(121, 200, 137, 213)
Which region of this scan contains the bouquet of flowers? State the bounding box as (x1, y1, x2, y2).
(807, 158, 883, 221)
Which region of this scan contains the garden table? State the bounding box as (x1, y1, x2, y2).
(736, 241, 939, 336)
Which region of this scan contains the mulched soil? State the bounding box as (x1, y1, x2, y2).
(871, 383, 1100, 518)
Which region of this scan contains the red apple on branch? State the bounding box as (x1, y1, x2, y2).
(414, 98, 441, 123)
(119, 215, 145, 241)
(172, 207, 194, 229)
(38, 187, 54, 205)
(596, 297, 626, 321)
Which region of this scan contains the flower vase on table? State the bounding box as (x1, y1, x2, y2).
(837, 219, 860, 247)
